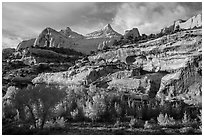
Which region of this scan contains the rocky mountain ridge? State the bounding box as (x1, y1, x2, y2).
(14, 14, 202, 55)
(17, 24, 122, 54)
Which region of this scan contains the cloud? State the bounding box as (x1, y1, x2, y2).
(2, 35, 23, 49)
(2, 2, 202, 49)
(112, 2, 202, 34)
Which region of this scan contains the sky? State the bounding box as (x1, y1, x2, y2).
(2, 2, 202, 49)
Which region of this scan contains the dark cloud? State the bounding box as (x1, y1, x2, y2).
(2, 2, 202, 48)
(178, 2, 202, 17)
(179, 2, 202, 11)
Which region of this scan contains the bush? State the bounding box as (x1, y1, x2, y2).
(157, 113, 175, 126)
(129, 117, 144, 128)
(44, 117, 66, 129)
(197, 109, 202, 131)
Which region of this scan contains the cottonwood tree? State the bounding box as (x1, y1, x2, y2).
(12, 84, 66, 129)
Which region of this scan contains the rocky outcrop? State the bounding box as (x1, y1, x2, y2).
(124, 28, 140, 39)
(174, 14, 202, 30)
(16, 38, 36, 51)
(160, 25, 175, 34)
(161, 14, 202, 34)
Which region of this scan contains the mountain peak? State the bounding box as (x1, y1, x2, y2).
(85, 24, 122, 38)
(103, 24, 112, 30)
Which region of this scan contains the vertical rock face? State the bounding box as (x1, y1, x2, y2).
(124, 28, 140, 39)
(156, 55, 202, 106)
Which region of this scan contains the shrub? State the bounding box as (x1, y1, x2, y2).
(129, 117, 144, 128)
(197, 109, 202, 131)
(12, 84, 66, 129)
(144, 121, 153, 129)
(44, 117, 66, 129)
(157, 113, 175, 126)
